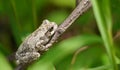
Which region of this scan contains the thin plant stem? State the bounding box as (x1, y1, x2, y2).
(91, 0, 118, 70)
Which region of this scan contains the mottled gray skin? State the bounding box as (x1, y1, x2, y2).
(15, 20, 58, 64)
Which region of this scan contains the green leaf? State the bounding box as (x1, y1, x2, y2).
(56, 46, 104, 70)
(0, 51, 12, 70)
(28, 34, 102, 70)
(91, 0, 117, 70)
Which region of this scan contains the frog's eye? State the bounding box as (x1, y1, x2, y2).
(49, 27, 54, 32)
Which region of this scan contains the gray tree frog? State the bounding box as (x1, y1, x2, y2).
(15, 20, 58, 64)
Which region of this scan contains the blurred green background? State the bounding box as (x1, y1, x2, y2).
(0, 0, 120, 70)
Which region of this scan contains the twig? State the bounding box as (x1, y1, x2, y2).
(15, 64, 27, 70)
(70, 46, 89, 70)
(48, 0, 92, 47)
(71, 46, 88, 65)
(76, 0, 82, 6)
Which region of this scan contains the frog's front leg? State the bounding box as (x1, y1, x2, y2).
(35, 36, 49, 51)
(36, 34, 57, 52)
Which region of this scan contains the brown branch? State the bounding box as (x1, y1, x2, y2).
(76, 0, 82, 6)
(48, 0, 92, 47)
